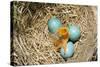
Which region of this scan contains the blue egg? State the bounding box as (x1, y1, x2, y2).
(68, 23, 81, 42)
(60, 41, 74, 59)
(48, 16, 62, 33)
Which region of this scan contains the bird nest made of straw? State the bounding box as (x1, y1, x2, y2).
(10, 1, 97, 66)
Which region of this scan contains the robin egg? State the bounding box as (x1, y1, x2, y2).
(67, 23, 81, 42)
(60, 41, 74, 59)
(48, 16, 62, 33)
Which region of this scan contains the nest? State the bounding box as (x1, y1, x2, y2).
(10, 1, 97, 66)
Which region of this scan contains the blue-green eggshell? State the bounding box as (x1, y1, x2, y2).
(68, 23, 81, 42)
(48, 16, 62, 33)
(60, 41, 74, 59)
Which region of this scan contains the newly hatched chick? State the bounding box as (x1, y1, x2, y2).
(54, 27, 69, 52)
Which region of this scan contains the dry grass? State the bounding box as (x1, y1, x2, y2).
(10, 1, 97, 66)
